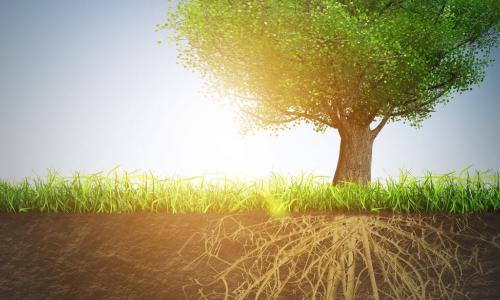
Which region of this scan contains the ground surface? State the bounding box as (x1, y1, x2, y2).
(0, 212, 499, 299)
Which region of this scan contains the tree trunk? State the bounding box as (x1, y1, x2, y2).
(332, 124, 374, 185)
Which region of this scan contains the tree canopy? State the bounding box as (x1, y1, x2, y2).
(162, 0, 500, 184)
(162, 0, 499, 134)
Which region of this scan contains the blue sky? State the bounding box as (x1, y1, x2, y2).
(0, 0, 499, 182)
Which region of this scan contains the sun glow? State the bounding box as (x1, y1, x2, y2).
(171, 96, 266, 178)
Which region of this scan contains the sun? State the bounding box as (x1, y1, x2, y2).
(173, 96, 261, 177)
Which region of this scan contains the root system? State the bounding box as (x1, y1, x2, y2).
(180, 215, 482, 300)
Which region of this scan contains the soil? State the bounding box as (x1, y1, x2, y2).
(0, 212, 499, 299)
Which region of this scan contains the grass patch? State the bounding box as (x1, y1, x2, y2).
(0, 168, 499, 214)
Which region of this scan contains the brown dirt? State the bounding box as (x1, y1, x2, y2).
(0, 212, 499, 299)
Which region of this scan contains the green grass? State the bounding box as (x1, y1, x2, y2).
(0, 169, 499, 214)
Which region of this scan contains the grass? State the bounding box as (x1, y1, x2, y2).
(1, 168, 499, 214)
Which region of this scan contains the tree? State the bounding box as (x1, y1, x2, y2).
(161, 0, 500, 185)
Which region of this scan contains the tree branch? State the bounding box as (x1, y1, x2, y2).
(320, 100, 341, 128)
(371, 115, 390, 139)
(241, 108, 302, 125)
(274, 107, 337, 128)
(433, 1, 448, 24)
(388, 87, 449, 118)
(235, 93, 338, 129)
(363, 110, 379, 127)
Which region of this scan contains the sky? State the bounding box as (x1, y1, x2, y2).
(0, 0, 499, 183)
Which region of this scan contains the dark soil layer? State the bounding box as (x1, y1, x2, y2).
(0, 212, 499, 299)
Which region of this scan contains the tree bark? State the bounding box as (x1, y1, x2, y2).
(333, 123, 374, 185)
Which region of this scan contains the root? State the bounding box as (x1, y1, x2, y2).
(181, 215, 482, 300)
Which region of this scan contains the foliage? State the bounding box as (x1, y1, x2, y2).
(160, 0, 500, 132)
(1, 169, 499, 214)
